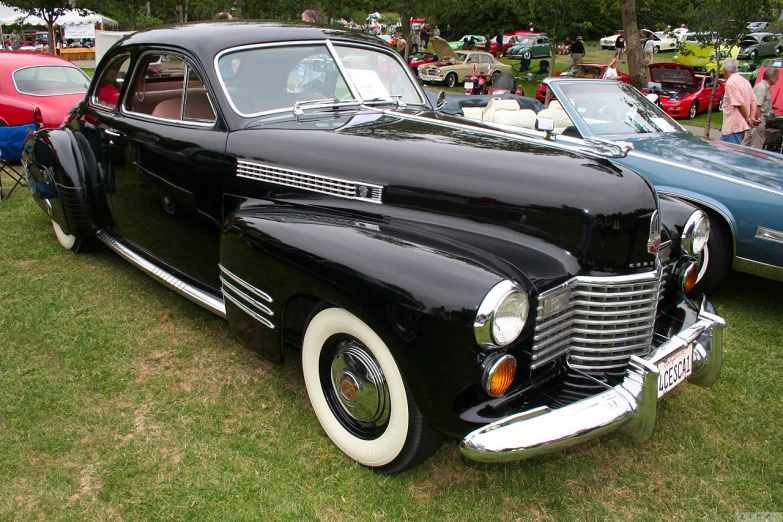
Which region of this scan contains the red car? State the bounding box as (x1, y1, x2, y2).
(408, 52, 438, 73)
(489, 35, 525, 57)
(535, 63, 632, 102)
(755, 59, 782, 116)
(0, 51, 90, 128)
(647, 63, 725, 119)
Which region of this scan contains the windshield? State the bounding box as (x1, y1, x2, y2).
(562, 65, 602, 78)
(519, 38, 536, 45)
(216, 43, 425, 117)
(13, 66, 90, 96)
(558, 82, 684, 136)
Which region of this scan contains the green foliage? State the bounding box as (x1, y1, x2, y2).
(377, 12, 400, 25)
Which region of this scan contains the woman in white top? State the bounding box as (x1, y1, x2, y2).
(603, 58, 619, 79)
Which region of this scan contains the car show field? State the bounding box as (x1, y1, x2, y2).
(1, 14, 781, 521)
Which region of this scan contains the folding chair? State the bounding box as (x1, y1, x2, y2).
(0, 123, 36, 200)
(513, 57, 532, 77)
(533, 60, 550, 80)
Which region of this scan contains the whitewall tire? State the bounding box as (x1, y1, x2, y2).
(53, 220, 76, 250)
(302, 307, 442, 473)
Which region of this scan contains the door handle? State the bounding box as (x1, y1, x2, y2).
(105, 129, 124, 138)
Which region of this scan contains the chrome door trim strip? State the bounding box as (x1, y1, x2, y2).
(219, 276, 274, 317)
(219, 264, 273, 303)
(756, 226, 783, 245)
(629, 151, 783, 199)
(96, 229, 226, 318)
(223, 293, 275, 329)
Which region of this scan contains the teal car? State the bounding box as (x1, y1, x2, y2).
(504, 35, 551, 60)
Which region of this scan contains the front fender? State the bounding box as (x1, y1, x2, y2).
(219, 203, 577, 436)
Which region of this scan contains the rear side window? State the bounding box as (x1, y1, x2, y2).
(125, 53, 216, 124)
(13, 66, 90, 96)
(92, 55, 131, 109)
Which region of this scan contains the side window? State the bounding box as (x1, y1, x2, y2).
(704, 77, 714, 88)
(467, 55, 480, 63)
(480, 54, 491, 63)
(125, 53, 215, 124)
(93, 54, 131, 109)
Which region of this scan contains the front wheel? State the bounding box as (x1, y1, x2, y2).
(654, 46, 660, 54)
(688, 100, 699, 119)
(689, 213, 732, 296)
(302, 308, 443, 473)
(445, 72, 457, 88)
(750, 50, 758, 60)
(52, 221, 97, 253)
(522, 50, 532, 60)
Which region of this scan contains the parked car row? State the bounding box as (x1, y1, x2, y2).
(14, 23, 783, 476)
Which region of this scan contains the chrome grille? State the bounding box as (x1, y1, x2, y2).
(532, 270, 663, 375)
(236, 160, 383, 204)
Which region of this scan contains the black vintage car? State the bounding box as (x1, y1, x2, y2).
(23, 22, 725, 473)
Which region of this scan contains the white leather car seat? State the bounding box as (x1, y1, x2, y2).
(537, 106, 573, 133)
(493, 109, 538, 128)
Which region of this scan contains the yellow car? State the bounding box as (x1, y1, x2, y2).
(673, 40, 739, 76)
(418, 37, 512, 87)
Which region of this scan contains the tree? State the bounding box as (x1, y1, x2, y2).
(686, 0, 773, 138)
(621, 0, 648, 90)
(4, 0, 79, 54)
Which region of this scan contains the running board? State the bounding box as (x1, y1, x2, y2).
(96, 230, 226, 318)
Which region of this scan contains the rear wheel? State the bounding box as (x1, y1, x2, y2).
(717, 95, 724, 112)
(688, 100, 699, 119)
(445, 72, 457, 88)
(52, 221, 97, 253)
(490, 70, 502, 84)
(302, 308, 443, 473)
(654, 46, 660, 54)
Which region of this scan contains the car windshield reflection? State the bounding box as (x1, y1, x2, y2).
(558, 82, 685, 136)
(216, 43, 425, 117)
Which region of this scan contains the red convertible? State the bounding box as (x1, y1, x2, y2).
(647, 63, 725, 119)
(0, 51, 90, 128)
(535, 63, 631, 102)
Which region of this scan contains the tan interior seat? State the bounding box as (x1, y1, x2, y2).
(152, 98, 182, 119)
(537, 107, 574, 133)
(493, 109, 538, 128)
(548, 100, 563, 111)
(462, 106, 484, 120)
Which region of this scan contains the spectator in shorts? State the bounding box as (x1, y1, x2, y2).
(615, 31, 625, 63)
(570, 36, 585, 64)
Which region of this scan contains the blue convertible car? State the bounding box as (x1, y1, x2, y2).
(455, 78, 783, 293)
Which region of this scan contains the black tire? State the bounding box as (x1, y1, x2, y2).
(52, 221, 98, 254)
(688, 100, 698, 119)
(750, 50, 758, 60)
(717, 94, 724, 112)
(689, 211, 732, 296)
(653, 45, 660, 54)
(302, 308, 443, 474)
(522, 50, 532, 60)
(777, 46, 782, 57)
(445, 72, 457, 88)
(490, 70, 502, 84)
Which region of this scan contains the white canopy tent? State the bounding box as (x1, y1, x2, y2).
(0, 8, 117, 29)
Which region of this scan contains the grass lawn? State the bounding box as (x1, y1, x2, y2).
(1, 165, 782, 521)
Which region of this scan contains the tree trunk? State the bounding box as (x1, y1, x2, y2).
(400, 9, 411, 62)
(47, 14, 56, 56)
(621, 0, 648, 90)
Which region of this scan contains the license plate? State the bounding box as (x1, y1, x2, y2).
(464, 82, 474, 89)
(657, 346, 693, 398)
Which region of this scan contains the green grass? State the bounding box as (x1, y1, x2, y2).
(2, 116, 782, 520)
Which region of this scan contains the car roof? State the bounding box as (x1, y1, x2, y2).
(116, 21, 385, 57)
(0, 50, 80, 70)
(746, 32, 773, 37)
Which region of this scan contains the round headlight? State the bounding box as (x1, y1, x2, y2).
(474, 280, 529, 348)
(681, 210, 710, 256)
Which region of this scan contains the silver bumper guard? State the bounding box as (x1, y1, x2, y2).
(460, 298, 726, 463)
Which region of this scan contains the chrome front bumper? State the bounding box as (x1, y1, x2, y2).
(460, 298, 726, 463)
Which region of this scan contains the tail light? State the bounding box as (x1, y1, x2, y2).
(33, 106, 44, 128)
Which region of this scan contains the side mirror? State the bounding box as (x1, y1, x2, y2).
(536, 117, 555, 140)
(645, 93, 660, 104)
(436, 90, 446, 110)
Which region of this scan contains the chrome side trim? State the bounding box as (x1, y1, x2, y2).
(756, 226, 783, 245)
(734, 257, 783, 282)
(218, 264, 275, 329)
(96, 230, 226, 318)
(223, 293, 275, 329)
(236, 160, 383, 204)
(219, 264, 273, 303)
(630, 150, 783, 199)
(657, 191, 737, 261)
(460, 300, 725, 463)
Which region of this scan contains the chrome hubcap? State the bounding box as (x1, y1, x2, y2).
(329, 340, 390, 426)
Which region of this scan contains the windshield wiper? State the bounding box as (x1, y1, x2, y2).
(293, 98, 361, 117)
(363, 95, 407, 109)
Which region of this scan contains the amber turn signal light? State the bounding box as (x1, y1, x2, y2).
(681, 261, 699, 293)
(484, 355, 517, 397)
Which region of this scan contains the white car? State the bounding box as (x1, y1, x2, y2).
(643, 29, 679, 52)
(600, 32, 622, 50)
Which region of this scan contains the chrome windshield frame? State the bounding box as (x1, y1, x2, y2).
(213, 39, 428, 119)
(544, 78, 687, 139)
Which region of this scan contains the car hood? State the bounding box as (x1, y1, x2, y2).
(230, 110, 662, 282)
(622, 131, 783, 192)
(648, 63, 697, 88)
(430, 37, 458, 61)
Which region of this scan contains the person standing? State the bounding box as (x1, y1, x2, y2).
(570, 36, 585, 64)
(603, 58, 619, 79)
(720, 58, 757, 144)
(411, 30, 420, 53)
(432, 25, 440, 38)
(443, 24, 452, 40)
(420, 26, 429, 50)
(9, 29, 21, 51)
(643, 36, 655, 65)
(743, 67, 779, 149)
(495, 31, 504, 57)
(614, 30, 625, 63)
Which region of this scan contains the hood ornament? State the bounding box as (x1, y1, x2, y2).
(584, 137, 634, 158)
